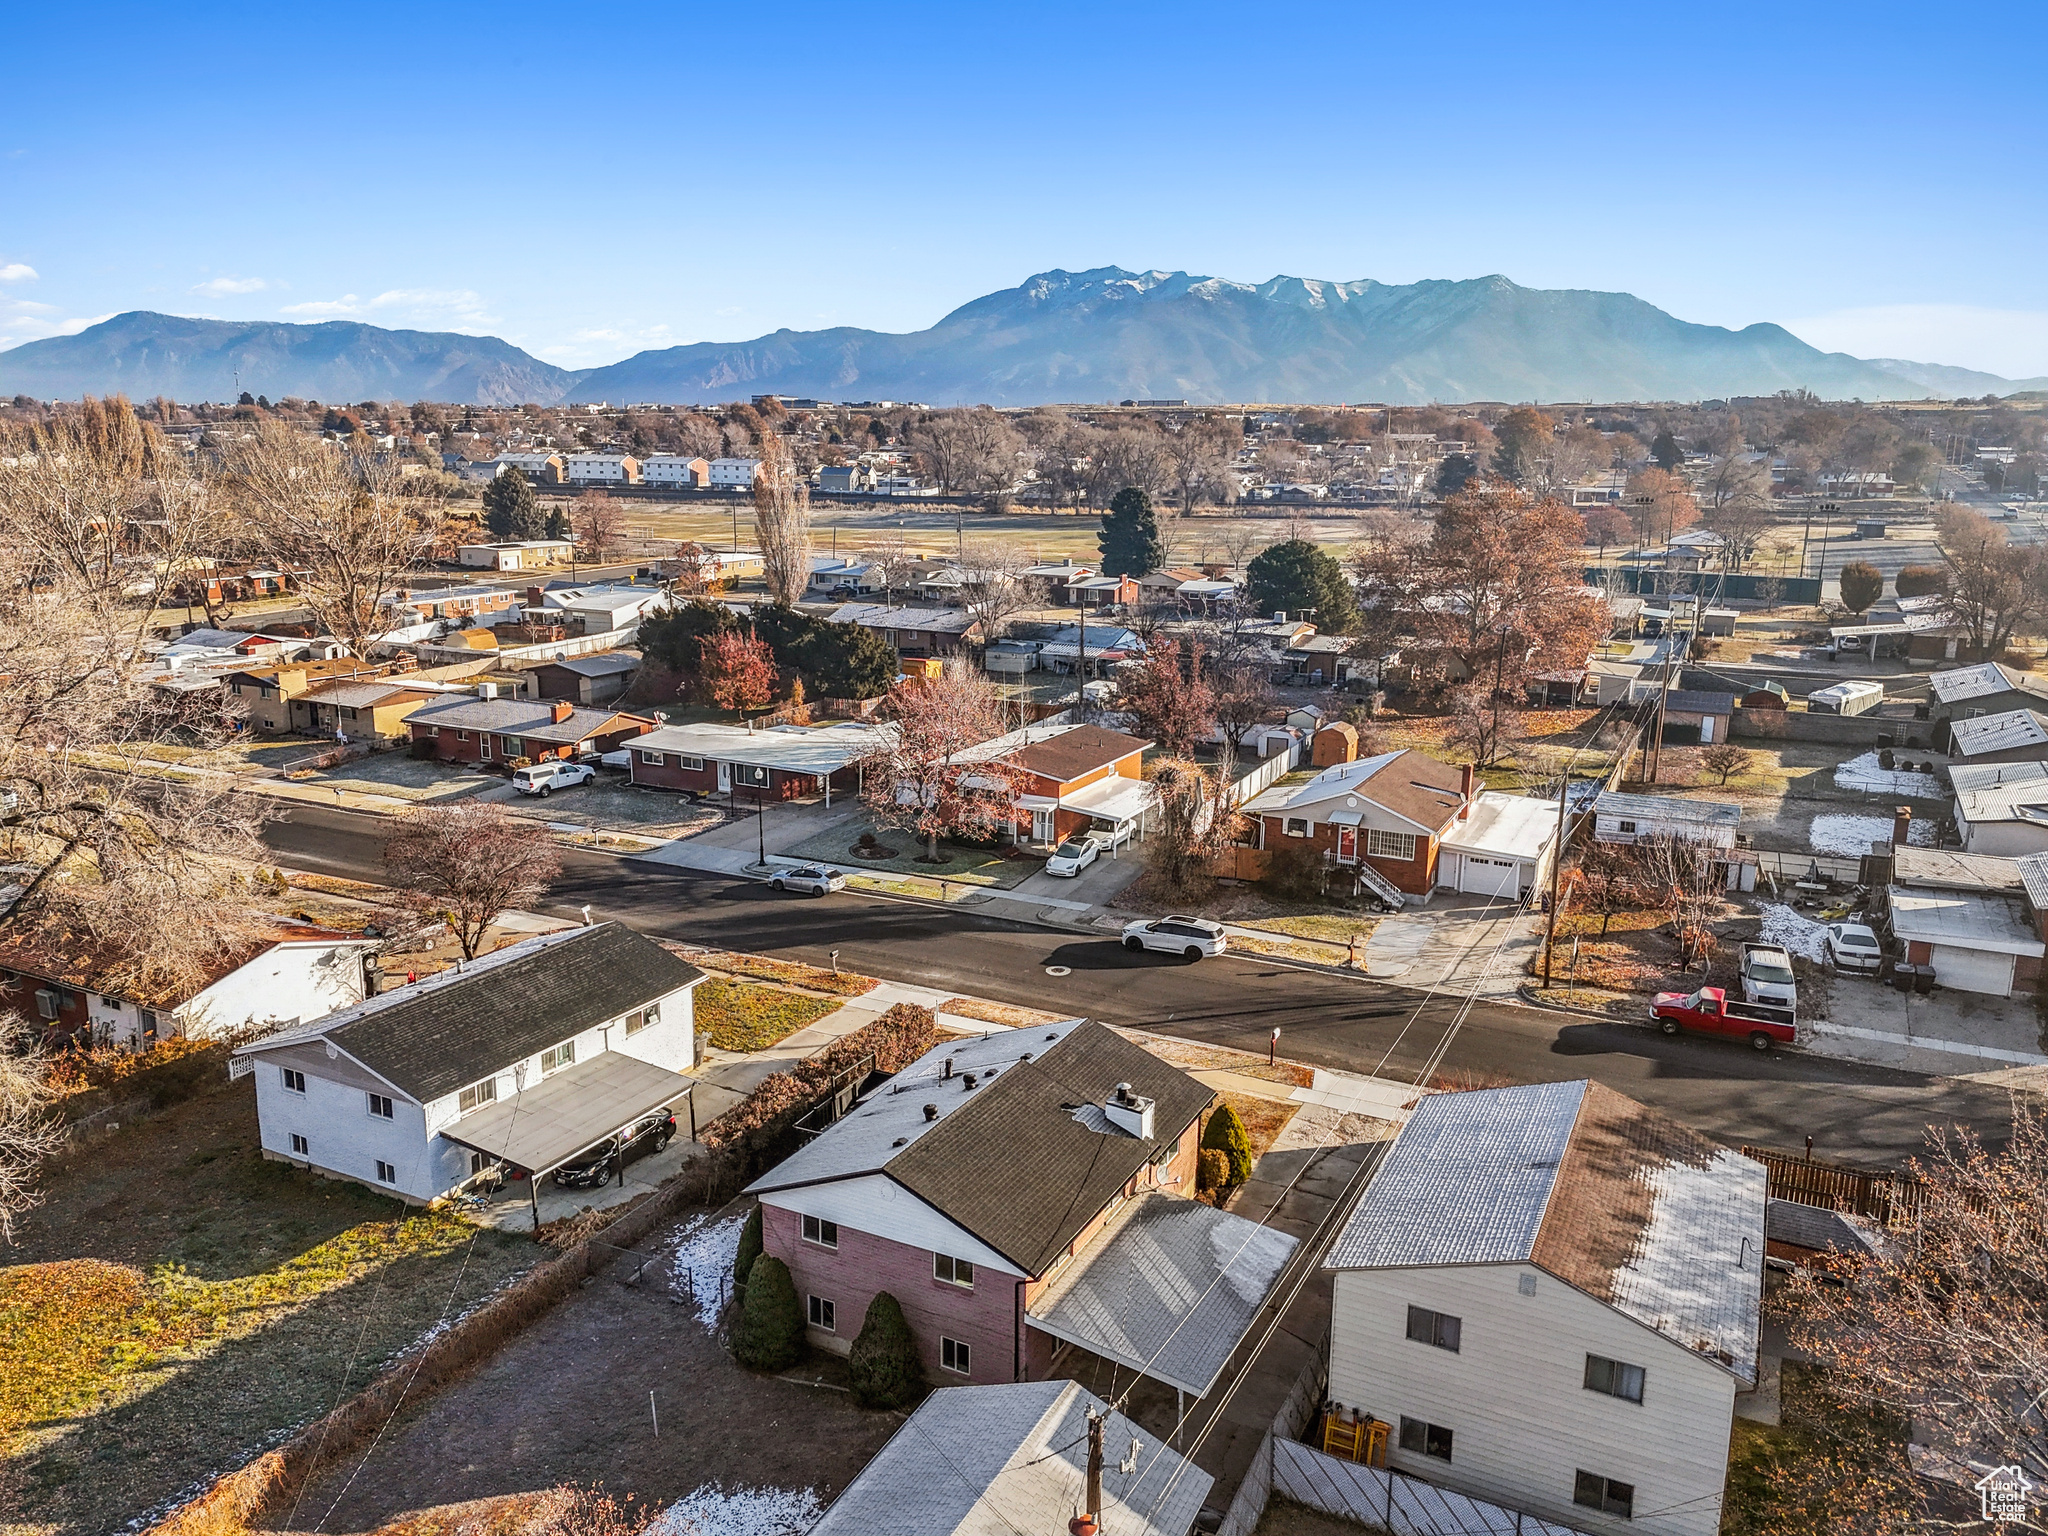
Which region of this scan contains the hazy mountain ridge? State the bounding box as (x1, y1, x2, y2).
(1, 271, 2036, 407)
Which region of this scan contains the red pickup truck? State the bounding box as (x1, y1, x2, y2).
(1649, 986, 1796, 1051)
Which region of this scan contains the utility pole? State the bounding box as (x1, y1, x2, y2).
(1072, 1409, 1105, 1536)
(1815, 500, 1840, 595)
(1542, 768, 1571, 987)
(1489, 621, 1513, 766)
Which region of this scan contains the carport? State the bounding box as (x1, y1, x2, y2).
(438, 1052, 697, 1229)
(1058, 773, 1159, 845)
(1026, 1191, 1299, 1406)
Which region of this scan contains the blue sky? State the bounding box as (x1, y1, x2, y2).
(4, 2, 2045, 375)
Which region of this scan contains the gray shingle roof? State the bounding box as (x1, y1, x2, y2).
(408, 695, 646, 745)
(537, 651, 640, 679)
(1766, 1198, 1881, 1257)
(238, 924, 703, 1101)
(1594, 790, 1743, 828)
(808, 1381, 1211, 1536)
(1664, 689, 1737, 714)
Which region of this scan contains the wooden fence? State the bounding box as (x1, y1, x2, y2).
(1272, 1438, 1593, 1535)
(1741, 1145, 1923, 1226)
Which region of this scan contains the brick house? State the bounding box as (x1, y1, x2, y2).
(0, 914, 377, 1050)
(1244, 749, 1473, 897)
(623, 720, 887, 803)
(1005, 723, 1154, 846)
(825, 602, 983, 658)
(225, 657, 387, 734)
(407, 697, 654, 766)
(747, 1020, 1299, 1396)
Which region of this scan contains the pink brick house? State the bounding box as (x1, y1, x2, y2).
(745, 1020, 1301, 1399)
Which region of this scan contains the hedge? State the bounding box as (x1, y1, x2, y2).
(1202, 1103, 1255, 1186)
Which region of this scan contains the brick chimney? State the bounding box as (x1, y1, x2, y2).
(1892, 805, 1913, 846)
(1459, 763, 1475, 819)
(551, 701, 574, 724)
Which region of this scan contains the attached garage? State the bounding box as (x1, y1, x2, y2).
(1437, 793, 1558, 903)
(1926, 943, 2016, 997)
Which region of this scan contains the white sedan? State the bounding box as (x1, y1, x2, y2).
(1045, 835, 1104, 878)
(770, 865, 847, 896)
(1824, 921, 1884, 974)
(1122, 915, 1228, 959)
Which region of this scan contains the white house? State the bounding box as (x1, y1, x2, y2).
(1324, 1080, 1766, 1536)
(232, 923, 705, 1207)
(458, 540, 575, 571)
(0, 916, 380, 1050)
(709, 457, 763, 489)
(1591, 790, 1740, 851)
(562, 453, 640, 484)
(641, 455, 710, 488)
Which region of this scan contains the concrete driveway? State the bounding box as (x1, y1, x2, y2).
(1361, 894, 1538, 997)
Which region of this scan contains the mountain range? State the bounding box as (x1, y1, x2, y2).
(4, 269, 2043, 407)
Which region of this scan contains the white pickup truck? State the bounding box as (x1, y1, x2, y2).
(1738, 942, 1799, 1007)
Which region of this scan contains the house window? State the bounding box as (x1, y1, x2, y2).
(457, 730, 470, 741)
(458, 1078, 497, 1113)
(281, 1068, 307, 1094)
(290, 1133, 309, 1155)
(1574, 1471, 1635, 1518)
(1283, 816, 1310, 838)
(639, 750, 665, 765)
(808, 1295, 835, 1331)
(803, 1215, 839, 1248)
(625, 1002, 659, 1035)
(1584, 1354, 1646, 1403)
(540, 1041, 575, 1074)
(100, 995, 122, 1010)
(1405, 1305, 1461, 1352)
(1617, 819, 1637, 834)
(1366, 828, 1418, 862)
(941, 1337, 971, 1374)
(375, 1159, 397, 1183)
(934, 1253, 975, 1288)
(1398, 1417, 1453, 1462)
(367, 1093, 394, 1119)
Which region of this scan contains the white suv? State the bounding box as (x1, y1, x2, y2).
(1122, 915, 1228, 959)
(512, 760, 596, 797)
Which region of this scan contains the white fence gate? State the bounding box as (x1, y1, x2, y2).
(1272, 1438, 1594, 1536)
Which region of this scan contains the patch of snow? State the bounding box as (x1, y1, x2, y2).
(1808, 813, 1934, 857)
(1758, 903, 1829, 963)
(1833, 751, 1943, 798)
(644, 1483, 823, 1536)
(663, 1211, 746, 1328)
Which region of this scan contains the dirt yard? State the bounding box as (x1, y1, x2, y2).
(268, 1208, 903, 1534)
(1254, 1497, 1373, 1535)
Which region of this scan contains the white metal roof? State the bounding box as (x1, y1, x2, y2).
(1886, 887, 2046, 957)
(1950, 708, 2048, 759)
(624, 719, 894, 775)
(435, 1052, 693, 1174)
(1059, 774, 1158, 824)
(1440, 792, 1558, 863)
(1956, 781, 2048, 829)
(1948, 759, 2048, 795)
(1928, 662, 2034, 705)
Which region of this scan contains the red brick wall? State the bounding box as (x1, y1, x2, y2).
(1015, 752, 1146, 841)
(628, 754, 856, 800)
(763, 1202, 1019, 1385)
(1260, 816, 1440, 894)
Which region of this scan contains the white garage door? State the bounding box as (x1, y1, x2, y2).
(1928, 944, 2015, 997)
(1458, 855, 1523, 899)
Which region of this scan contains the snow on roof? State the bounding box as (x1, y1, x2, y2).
(1886, 886, 2045, 957)
(1927, 662, 2040, 705)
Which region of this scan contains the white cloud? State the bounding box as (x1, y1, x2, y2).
(280, 295, 361, 316)
(0, 263, 38, 283)
(191, 275, 268, 296)
(1784, 304, 2048, 382)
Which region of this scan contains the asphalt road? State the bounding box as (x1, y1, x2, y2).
(261, 803, 2014, 1165)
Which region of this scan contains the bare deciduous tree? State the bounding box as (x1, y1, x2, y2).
(752, 432, 812, 606)
(0, 1016, 64, 1244)
(1162, 416, 1242, 518)
(228, 423, 439, 658)
(1147, 758, 1231, 904)
(856, 667, 1023, 861)
(859, 532, 926, 607)
(571, 491, 628, 562)
(383, 802, 563, 960)
(952, 539, 1033, 640)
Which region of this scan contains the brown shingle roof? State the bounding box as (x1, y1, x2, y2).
(1357, 750, 1467, 832)
(0, 914, 365, 1009)
(885, 1021, 1213, 1275)
(1007, 725, 1153, 786)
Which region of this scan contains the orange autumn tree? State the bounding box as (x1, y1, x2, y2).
(702, 628, 778, 714)
(855, 667, 1022, 862)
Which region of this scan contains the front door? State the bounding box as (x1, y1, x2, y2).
(479, 734, 493, 761)
(1335, 826, 1357, 864)
(717, 761, 732, 792)
(1032, 807, 1056, 844)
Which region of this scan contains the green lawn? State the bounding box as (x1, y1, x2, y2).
(784, 816, 1040, 888)
(696, 978, 840, 1051)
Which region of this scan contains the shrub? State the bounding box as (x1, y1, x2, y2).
(847, 1291, 924, 1408)
(732, 1255, 804, 1372)
(1202, 1104, 1255, 1186)
(732, 1205, 763, 1292)
(1263, 841, 1327, 901)
(1894, 564, 1946, 599)
(1196, 1147, 1230, 1196)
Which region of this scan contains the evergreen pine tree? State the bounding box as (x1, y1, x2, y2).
(732, 1254, 804, 1371)
(848, 1291, 925, 1407)
(483, 466, 545, 540)
(732, 1204, 763, 1290)
(545, 506, 570, 541)
(1098, 486, 1165, 577)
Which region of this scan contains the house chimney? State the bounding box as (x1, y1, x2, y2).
(1892, 805, 1913, 846)
(551, 701, 574, 724)
(1459, 763, 1475, 819)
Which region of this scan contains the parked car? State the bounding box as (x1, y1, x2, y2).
(1824, 921, 1885, 974)
(1046, 835, 1105, 877)
(549, 1111, 677, 1189)
(1122, 914, 1228, 959)
(513, 760, 596, 797)
(598, 748, 632, 770)
(771, 864, 847, 896)
(1738, 942, 1799, 1006)
(1649, 986, 1795, 1051)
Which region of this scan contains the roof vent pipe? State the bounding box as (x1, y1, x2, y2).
(922, 1103, 938, 1121)
(942, 1056, 954, 1080)
(962, 1073, 978, 1090)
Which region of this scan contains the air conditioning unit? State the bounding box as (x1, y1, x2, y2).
(34, 988, 61, 1019)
